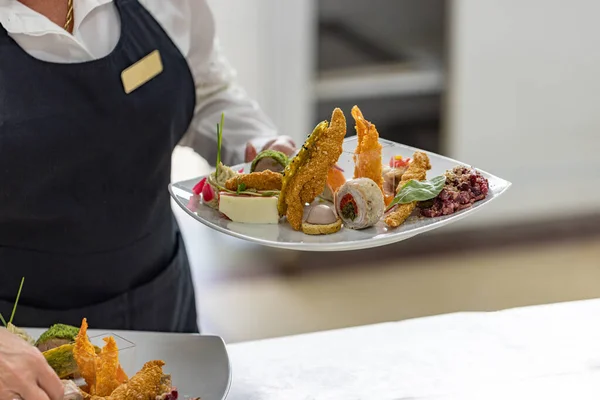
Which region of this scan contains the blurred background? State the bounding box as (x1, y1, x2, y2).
(171, 0, 600, 343)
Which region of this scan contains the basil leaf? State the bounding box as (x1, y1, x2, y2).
(386, 175, 446, 211)
(236, 183, 246, 194)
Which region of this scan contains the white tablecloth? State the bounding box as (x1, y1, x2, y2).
(226, 299, 600, 399)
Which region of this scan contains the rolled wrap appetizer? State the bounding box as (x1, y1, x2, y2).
(335, 178, 384, 229)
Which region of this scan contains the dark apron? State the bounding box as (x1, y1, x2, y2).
(0, 0, 199, 333)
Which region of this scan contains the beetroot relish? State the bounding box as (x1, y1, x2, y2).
(419, 166, 489, 217)
(157, 389, 178, 400)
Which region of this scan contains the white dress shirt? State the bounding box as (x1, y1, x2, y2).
(0, 0, 278, 165)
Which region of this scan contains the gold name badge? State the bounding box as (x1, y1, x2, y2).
(121, 50, 163, 94)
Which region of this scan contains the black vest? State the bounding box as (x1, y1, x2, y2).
(0, 0, 198, 332)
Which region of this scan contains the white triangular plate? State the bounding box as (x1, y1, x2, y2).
(26, 328, 231, 400)
(169, 137, 511, 252)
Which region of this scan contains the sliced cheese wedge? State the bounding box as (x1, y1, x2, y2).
(219, 194, 280, 224)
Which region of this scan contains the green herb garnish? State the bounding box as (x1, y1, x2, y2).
(386, 175, 446, 211)
(236, 183, 247, 194)
(215, 112, 225, 177)
(0, 277, 24, 327)
(341, 202, 357, 221)
(35, 324, 79, 347)
(10, 277, 24, 324)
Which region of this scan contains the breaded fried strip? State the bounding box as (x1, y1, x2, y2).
(398, 151, 431, 184)
(278, 121, 328, 217)
(94, 337, 121, 397)
(384, 151, 431, 228)
(225, 170, 282, 191)
(383, 203, 414, 228)
(88, 361, 166, 400)
(284, 108, 347, 230)
(352, 106, 383, 192)
(73, 319, 98, 394)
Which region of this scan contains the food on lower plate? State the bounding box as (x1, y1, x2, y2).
(36, 323, 80, 351)
(351, 106, 383, 194)
(320, 166, 346, 202)
(418, 166, 489, 217)
(1, 278, 35, 345)
(3, 280, 200, 399)
(73, 319, 109, 393)
(301, 204, 342, 235)
(6, 322, 35, 344)
(89, 360, 169, 400)
(279, 108, 347, 230)
(219, 194, 280, 224)
(335, 178, 385, 230)
(63, 380, 83, 400)
(250, 149, 289, 173)
(44, 343, 101, 379)
(384, 151, 431, 228)
(68, 318, 197, 400)
(224, 170, 283, 191)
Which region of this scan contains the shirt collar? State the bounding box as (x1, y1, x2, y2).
(73, 0, 113, 31)
(0, 0, 113, 35)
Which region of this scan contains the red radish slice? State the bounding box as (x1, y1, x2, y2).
(192, 177, 207, 195)
(202, 182, 215, 202)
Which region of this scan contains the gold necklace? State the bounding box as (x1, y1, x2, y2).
(64, 0, 74, 32)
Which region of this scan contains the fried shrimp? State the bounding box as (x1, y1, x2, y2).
(94, 337, 121, 396)
(87, 361, 166, 400)
(73, 319, 98, 394)
(225, 170, 282, 191)
(384, 151, 431, 228)
(352, 106, 383, 192)
(280, 108, 347, 230)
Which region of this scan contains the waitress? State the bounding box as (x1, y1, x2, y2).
(0, 0, 295, 334)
